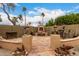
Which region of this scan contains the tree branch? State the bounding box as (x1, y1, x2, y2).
(2, 4, 15, 25)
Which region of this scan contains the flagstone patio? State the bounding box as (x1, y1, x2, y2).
(0, 36, 55, 56)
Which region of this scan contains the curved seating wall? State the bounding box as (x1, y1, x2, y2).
(50, 35, 79, 50)
(61, 36, 79, 47)
(0, 35, 32, 52)
(0, 39, 22, 51)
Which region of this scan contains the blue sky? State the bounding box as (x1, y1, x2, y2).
(21, 3, 78, 10)
(0, 3, 79, 26)
(12, 3, 79, 15)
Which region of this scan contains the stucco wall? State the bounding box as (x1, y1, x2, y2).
(61, 37, 79, 46)
(0, 25, 25, 38)
(46, 24, 79, 37)
(0, 39, 22, 51)
(50, 35, 79, 50)
(50, 35, 61, 50)
(0, 35, 32, 52)
(22, 35, 32, 52)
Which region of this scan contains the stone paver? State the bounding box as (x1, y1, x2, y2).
(0, 36, 55, 56)
(0, 48, 12, 56)
(28, 36, 55, 56)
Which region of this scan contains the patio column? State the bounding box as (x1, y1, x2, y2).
(50, 35, 61, 50)
(22, 35, 32, 52)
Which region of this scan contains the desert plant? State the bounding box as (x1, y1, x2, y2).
(0, 3, 16, 25)
(54, 44, 75, 56)
(22, 6, 27, 26)
(11, 45, 28, 56)
(41, 12, 45, 26)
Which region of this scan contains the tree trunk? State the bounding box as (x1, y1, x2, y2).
(42, 17, 43, 26)
(24, 12, 26, 26)
(2, 4, 16, 25)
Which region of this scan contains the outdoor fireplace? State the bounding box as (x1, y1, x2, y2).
(38, 26, 44, 32)
(6, 32, 17, 39)
(35, 26, 47, 36)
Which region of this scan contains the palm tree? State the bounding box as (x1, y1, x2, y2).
(7, 3, 15, 12)
(12, 17, 18, 25)
(0, 3, 16, 25)
(18, 14, 23, 21)
(41, 12, 45, 26)
(22, 7, 27, 26)
(18, 14, 23, 26)
(38, 21, 41, 26)
(28, 22, 31, 26)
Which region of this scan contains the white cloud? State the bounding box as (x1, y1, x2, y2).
(0, 7, 65, 26)
(51, 9, 65, 19)
(0, 12, 17, 25)
(15, 3, 21, 6)
(34, 7, 64, 19)
(26, 8, 65, 26)
(66, 5, 79, 13)
(75, 5, 79, 9)
(0, 12, 12, 25)
(19, 15, 42, 26)
(1, 5, 79, 26)
(28, 11, 36, 15)
(34, 7, 50, 13)
(33, 7, 65, 20)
